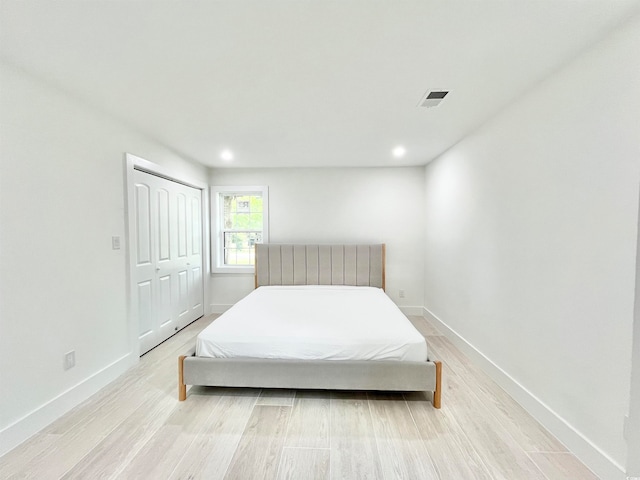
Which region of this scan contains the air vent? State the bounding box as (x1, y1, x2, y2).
(419, 90, 449, 108)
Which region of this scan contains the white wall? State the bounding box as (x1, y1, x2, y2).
(0, 62, 208, 455)
(629, 191, 640, 477)
(209, 167, 424, 312)
(423, 16, 639, 479)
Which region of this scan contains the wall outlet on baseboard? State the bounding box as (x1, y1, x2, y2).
(64, 351, 76, 370)
(399, 290, 405, 298)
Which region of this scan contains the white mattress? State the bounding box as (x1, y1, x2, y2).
(196, 286, 427, 362)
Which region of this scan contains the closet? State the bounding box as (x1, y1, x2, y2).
(133, 169, 204, 354)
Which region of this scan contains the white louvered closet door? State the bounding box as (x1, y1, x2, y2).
(133, 169, 204, 355)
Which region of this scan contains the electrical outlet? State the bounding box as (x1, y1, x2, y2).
(64, 351, 75, 370)
(399, 290, 405, 298)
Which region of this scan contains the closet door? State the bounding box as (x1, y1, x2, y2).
(174, 182, 204, 329)
(133, 170, 204, 355)
(184, 184, 204, 324)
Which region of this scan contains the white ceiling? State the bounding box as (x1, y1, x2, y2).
(1, 1, 639, 168)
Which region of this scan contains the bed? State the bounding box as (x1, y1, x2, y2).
(178, 244, 442, 408)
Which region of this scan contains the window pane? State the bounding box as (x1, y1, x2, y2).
(250, 195, 263, 213)
(248, 212, 262, 229)
(223, 231, 263, 265)
(223, 194, 263, 230)
(228, 212, 250, 229)
(226, 213, 262, 230)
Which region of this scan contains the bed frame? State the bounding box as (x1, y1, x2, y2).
(179, 243, 442, 408)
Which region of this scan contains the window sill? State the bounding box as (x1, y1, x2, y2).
(212, 265, 255, 274)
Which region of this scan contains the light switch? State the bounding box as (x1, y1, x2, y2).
(112, 236, 121, 250)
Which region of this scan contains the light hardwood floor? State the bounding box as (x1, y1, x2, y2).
(0, 314, 599, 480)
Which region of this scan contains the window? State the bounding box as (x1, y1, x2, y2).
(211, 186, 268, 273)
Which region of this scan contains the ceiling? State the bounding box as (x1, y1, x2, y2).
(1, 1, 639, 168)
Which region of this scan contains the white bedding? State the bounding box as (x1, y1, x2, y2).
(196, 286, 427, 362)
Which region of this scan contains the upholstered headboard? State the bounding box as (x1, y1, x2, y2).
(255, 244, 385, 290)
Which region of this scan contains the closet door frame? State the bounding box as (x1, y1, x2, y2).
(124, 153, 209, 357)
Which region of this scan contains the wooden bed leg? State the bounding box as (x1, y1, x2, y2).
(433, 360, 442, 409)
(178, 355, 187, 401)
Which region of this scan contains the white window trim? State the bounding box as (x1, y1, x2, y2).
(210, 185, 269, 273)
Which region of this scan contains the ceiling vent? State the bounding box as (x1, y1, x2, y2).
(419, 90, 449, 108)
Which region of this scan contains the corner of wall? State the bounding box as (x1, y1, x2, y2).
(0, 353, 136, 457)
(422, 306, 627, 480)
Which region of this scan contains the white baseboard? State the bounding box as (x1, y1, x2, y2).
(422, 306, 626, 480)
(210, 304, 233, 314)
(0, 353, 135, 457)
(399, 306, 424, 316)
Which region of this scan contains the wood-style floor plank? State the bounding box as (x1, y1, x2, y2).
(277, 448, 330, 480)
(404, 390, 493, 479)
(407, 315, 443, 337)
(8, 381, 152, 479)
(284, 390, 330, 449)
(0, 433, 61, 479)
(168, 388, 259, 480)
(441, 374, 549, 480)
(528, 452, 599, 480)
(257, 389, 297, 407)
(330, 392, 383, 480)
(223, 405, 291, 480)
(61, 392, 175, 479)
(367, 392, 439, 480)
(116, 393, 222, 479)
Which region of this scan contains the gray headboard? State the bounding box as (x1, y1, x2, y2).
(255, 244, 385, 290)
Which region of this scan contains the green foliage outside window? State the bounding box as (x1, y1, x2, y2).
(222, 194, 264, 265)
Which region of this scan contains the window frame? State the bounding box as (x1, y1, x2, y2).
(210, 185, 269, 273)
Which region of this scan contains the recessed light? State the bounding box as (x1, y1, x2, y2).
(220, 149, 234, 162)
(392, 146, 406, 158)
